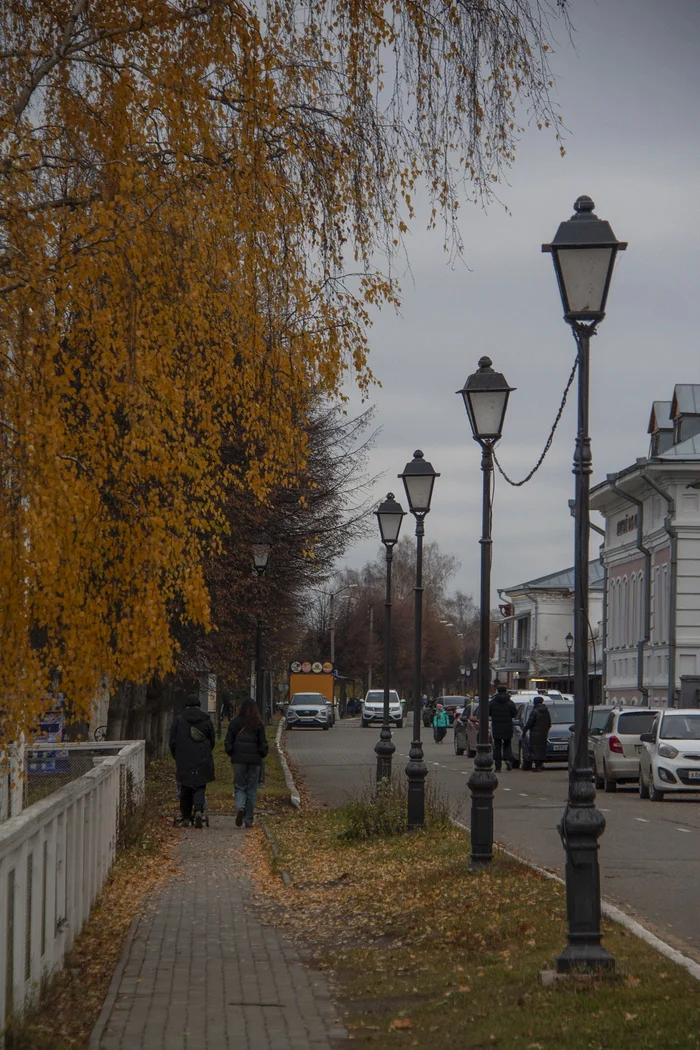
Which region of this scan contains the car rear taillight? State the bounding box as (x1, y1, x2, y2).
(608, 735, 624, 754)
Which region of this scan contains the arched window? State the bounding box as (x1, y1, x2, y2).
(621, 576, 628, 648)
(630, 573, 637, 646)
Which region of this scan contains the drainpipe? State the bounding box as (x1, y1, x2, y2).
(639, 464, 677, 707)
(608, 475, 651, 707)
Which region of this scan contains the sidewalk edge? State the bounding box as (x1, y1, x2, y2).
(452, 819, 700, 983)
(88, 911, 141, 1050)
(275, 719, 301, 810)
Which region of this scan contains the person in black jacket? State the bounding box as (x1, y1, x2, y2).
(224, 699, 269, 827)
(169, 695, 216, 827)
(523, 696, 552, 771)
(488, 685, 518, 771)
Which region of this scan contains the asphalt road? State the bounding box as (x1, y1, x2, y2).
(285, 718, 700, 960)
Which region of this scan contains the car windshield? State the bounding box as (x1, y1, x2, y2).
(290, 694, 324, 705)
(659, 714, 700, 740)
(365, 691, 400, 704)
(617, 712, 658, 735)
(547, 704, 575, 723)
(589, 709, 611, 731)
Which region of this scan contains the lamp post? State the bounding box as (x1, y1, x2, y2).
(399, 450, 440, 829)
(460, 665, 467, 695)
(458, 356, 514, 864)
(543, 195, 626, 973)
(251, 533, 272, 721)
(327, 584, 358, 665)
(566, 631, 574, 693)
(472, 660, 478, 695)
(374, 493, 406, 782)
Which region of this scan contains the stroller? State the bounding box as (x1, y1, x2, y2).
(173, 780, 210, 828)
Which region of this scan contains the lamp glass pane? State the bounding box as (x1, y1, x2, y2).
(403, 472, 434, 513)
(466, 389, 508, 440)
(557, 247, 613, 315)
(252, 543, 271, 570)
(378, 510, 402, 544)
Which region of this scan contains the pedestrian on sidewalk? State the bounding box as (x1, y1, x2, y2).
(432, 702, 450, 743)
(489, 684, 518, 771)
(224, 699, 269, 827)
(169, 695, 215, 828)
(523, 696, 551, 771)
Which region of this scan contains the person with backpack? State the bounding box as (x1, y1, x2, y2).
(224, 699, 269, 827)
(169, 694, 216, 828)
(488, 684, 518, 772)
(432, 702, 450, 743)
(523, 695, 552, 771)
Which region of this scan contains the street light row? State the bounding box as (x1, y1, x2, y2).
(371, 196, 626, 976)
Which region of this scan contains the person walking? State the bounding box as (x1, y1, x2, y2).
(523, 696, 552, 771)
(224, 699, 269, 827)
(169, 695, 215, 828)
(488, 684, 518, 772)
(432, 702, 450, 743)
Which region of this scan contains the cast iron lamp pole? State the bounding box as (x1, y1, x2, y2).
(458, 357, 514, 864)
(566, 631, 573, 693)
(543, 195, 626, 973)
(374, 493, 406, 782)
(251, 533, 272, 722)
(399, 451, 440, 829)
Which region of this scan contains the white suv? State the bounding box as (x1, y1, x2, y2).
(639, 709, 700, 801)
(590, 707, 660, 791)
(362, 690, 403, 728)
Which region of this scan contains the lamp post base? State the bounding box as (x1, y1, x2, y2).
(405, 740, 428, 829)
(556, 770, 614, 973)
(468, 743, 497, 865)
(375, 725, 395, 783)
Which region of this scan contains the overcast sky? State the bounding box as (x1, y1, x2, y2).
(338, 0, 699, 600)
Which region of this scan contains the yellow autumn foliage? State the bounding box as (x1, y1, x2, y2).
(0, 1, 564, 746)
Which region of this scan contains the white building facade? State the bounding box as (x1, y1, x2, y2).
(494, 563, 604, 699)
(590, 384, 700, 708)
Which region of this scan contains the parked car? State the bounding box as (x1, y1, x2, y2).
(453, 700, 492, 757)
(511, 698, 575, 768)
(567, 705, 616, 773)
(361, 689, 403, 728)
(639, 708, 700, 801)
(285, 692, 330, 730)
(590, 707, 660, 791)
(436, 696, 468, 726)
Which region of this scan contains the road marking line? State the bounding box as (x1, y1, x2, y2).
(518, 793, 528, 797)
(677, 828, 692, 833)
(635, 817, 650, 823)
(502, 788, 511, 792)
(599, 808, 610, 812)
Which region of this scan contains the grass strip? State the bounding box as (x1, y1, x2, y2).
(246, 794, 700, 1050)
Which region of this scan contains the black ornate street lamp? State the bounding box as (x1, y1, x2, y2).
(566, 631, 574, 693)
(458, 357, 514, 864)
(374, 493, 406, 782)
(251, 532, 272, 721)
(543, 195, 626, 973)
(399, 450, 440, 828)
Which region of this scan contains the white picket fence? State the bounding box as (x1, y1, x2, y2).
(0, 741, 145, 1033)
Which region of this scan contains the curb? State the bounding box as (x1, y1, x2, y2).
(89, 911, 141, 1050)
(452, 818, 700, 983)
(275, 719, 301, 810)
(260, 818, 292, 885)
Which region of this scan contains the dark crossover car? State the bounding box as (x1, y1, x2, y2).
(436, 696, 468, 726)
(511, 699, 575, 768)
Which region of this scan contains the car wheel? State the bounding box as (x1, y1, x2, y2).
(361, 719, 368, 728)
(286, 724, 292, 730)
(649, 779, 664, 802)
(638, 771, 649, 799)
(603, 766, 617, 793)
(322, 723, 330, 731)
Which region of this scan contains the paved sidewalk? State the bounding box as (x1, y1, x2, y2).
(90, 816, 347, 1050)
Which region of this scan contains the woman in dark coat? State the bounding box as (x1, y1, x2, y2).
(524, 696, 552, 771)
(224, 699, 269, 827)
(169, 695, 216, 826)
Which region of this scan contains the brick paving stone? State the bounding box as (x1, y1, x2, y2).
(90, 816, 347, 1050)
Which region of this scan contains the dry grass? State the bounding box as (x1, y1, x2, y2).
(246, 801, 700, 1050)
